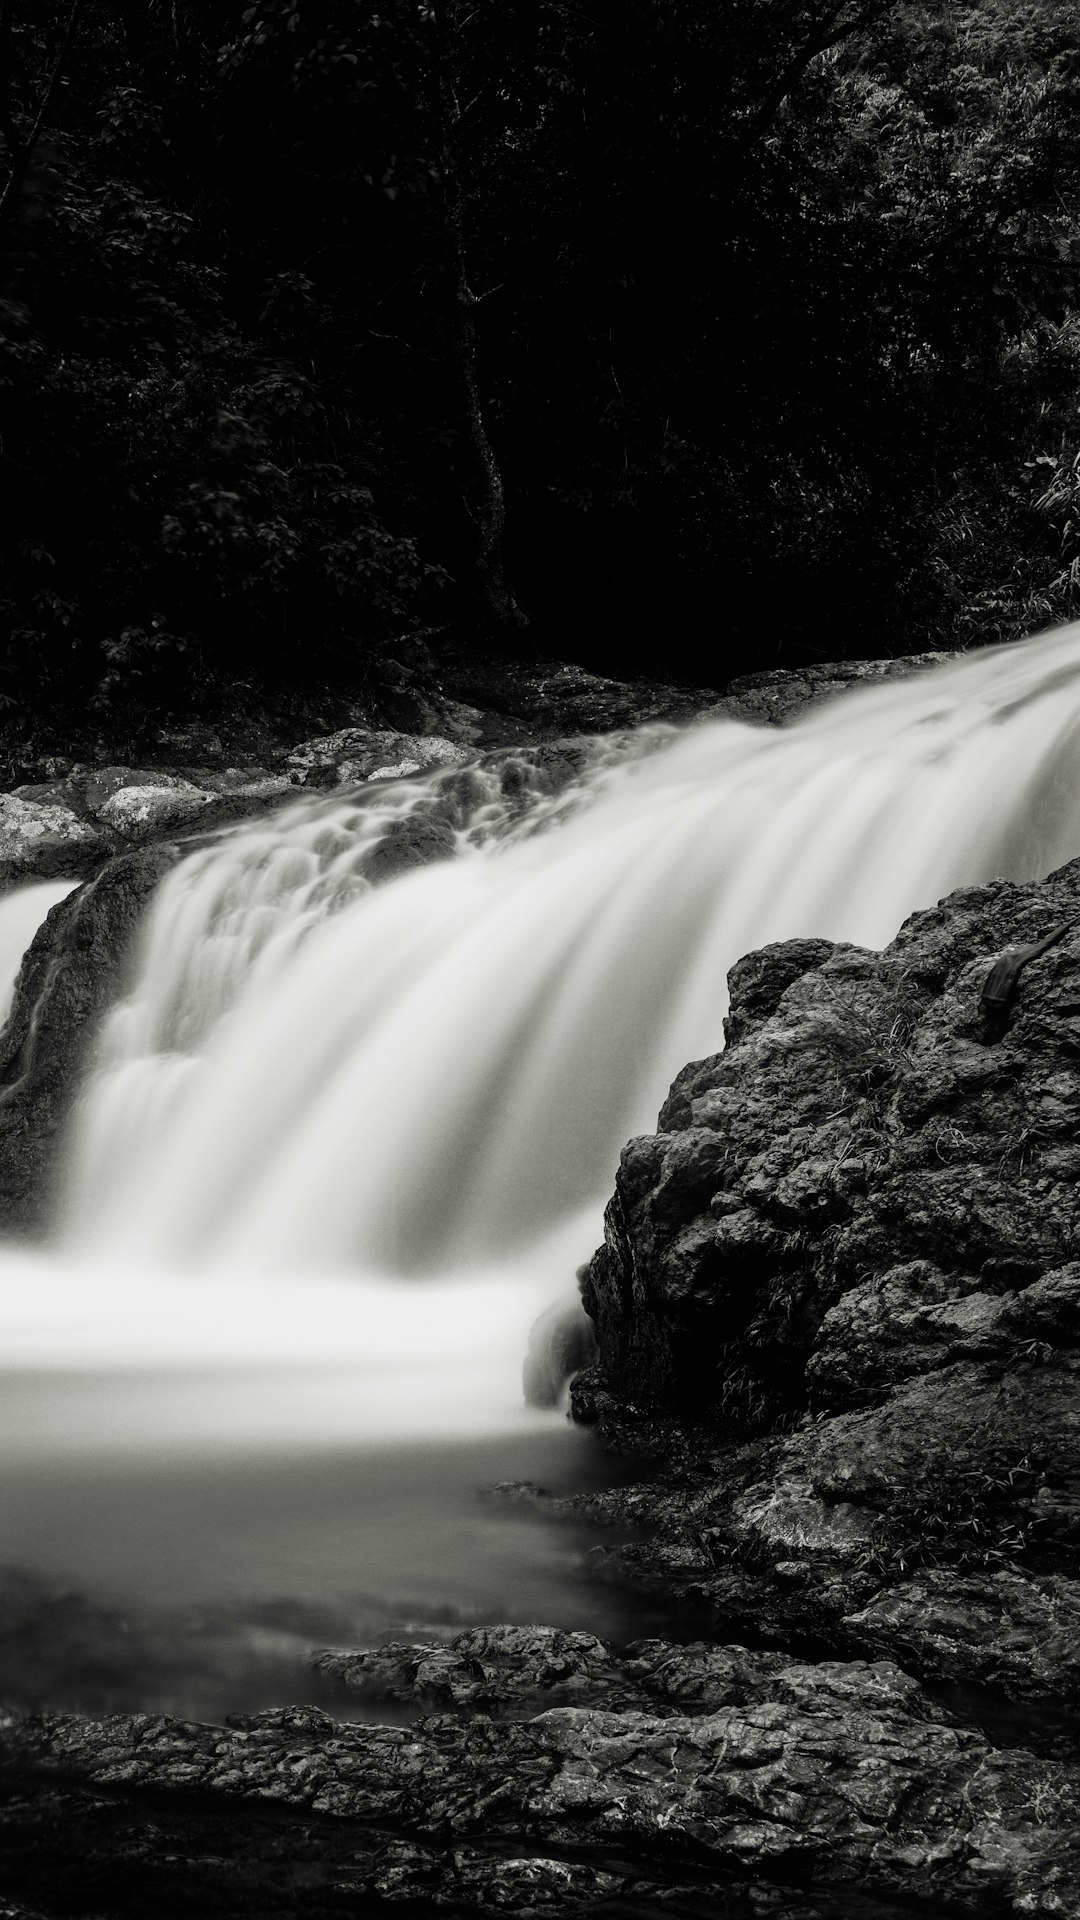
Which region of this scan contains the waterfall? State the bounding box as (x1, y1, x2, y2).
(8, 625, 1080, 1438)
(59, 624, 1080, 1278)
(0, 881, 78, 1028)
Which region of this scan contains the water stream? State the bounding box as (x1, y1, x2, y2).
(4, 624, 1080, 1712)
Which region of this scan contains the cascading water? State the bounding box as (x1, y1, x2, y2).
(5, 624, 1080, 1713)
(0, 881, 78, 1028)
(55, 623, 1080, 1283)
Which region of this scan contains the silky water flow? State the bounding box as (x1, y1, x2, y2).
(3, 624, 1080, 1715)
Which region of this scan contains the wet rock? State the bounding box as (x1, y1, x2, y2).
(576, 855, 1080, 1713)
(356, 808, 457, 885)
(0, 1665, 1075, 1916)
(584, 856, 1080, 1419)
(844, 1570, 1080, 1705)
(313, 1625, 792, 1719)
(0, 794, 106, 889)
(0, 1771, 927, 1919)
(284, 727, 472, 787)
(710, 653, 956, 727)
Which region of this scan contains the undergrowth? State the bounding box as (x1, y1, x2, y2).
(777, 978, 924, 1122)
(861, 1449, 1049, 1577)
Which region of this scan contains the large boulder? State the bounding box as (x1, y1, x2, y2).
(283, 726, 472, 786)
(0, 793, 108, 890)
(574, 856, 1080, 1709)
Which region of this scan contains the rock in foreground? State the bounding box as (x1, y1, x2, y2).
(0, 1637, 1076, 1918)
(570, 857, 1080, 1735)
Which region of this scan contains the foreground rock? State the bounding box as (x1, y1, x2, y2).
(569, 856, 1080, 1734)
(0, 1639, 1075, 1918)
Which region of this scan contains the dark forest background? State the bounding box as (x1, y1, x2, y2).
(2, 0, 1080, 751)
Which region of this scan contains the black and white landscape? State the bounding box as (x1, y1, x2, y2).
(1, 5, 1080, 1917)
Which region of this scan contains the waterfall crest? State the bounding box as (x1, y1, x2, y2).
(54, 623, 1080, 1288)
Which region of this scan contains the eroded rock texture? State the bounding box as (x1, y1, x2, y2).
(0, 1647, 1077, 1919)
(572, 858, 1080, 1726)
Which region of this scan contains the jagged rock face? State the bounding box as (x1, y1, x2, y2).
(583, 856, 1080, 1423)
(576, 857, 1080, 1706)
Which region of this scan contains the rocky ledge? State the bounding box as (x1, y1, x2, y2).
(0, 1632, 1076, 1918)
(568, 854, 1080, 1714)
(0, 645, 950, 894)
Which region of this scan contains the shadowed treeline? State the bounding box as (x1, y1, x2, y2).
(2, 0, 1080, 744)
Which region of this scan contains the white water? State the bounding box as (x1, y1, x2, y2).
(3, 629, 1080, 1696)
(60, 625, 1080, 1275)
(0, 881, 78, 1028)
(7, 627, 1080, 1439)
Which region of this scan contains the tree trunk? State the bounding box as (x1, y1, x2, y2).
(0, 0, 83, 230)
(431, 1, 528, 636)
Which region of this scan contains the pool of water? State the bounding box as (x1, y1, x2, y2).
(0, 1371, 655, 1722)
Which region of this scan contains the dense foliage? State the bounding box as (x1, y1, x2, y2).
(2, 0, 1080, 739)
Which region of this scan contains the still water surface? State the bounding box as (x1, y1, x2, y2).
(0, 1367, 644, 1722)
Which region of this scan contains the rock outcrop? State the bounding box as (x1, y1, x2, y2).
(0, 793, 108, 889)
(2, 742, 461, 888)
(570, 856, 1080, 1730)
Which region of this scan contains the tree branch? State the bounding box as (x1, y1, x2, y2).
(738, 0, 897, 150)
